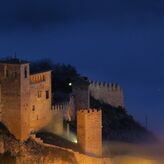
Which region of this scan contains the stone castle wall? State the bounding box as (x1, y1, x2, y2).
(49, 106, 64, 135)
(89, 81, 124, 108)
(47, 95, 75, 135)
(29, 71, 52, 133)
(77, 109, 102, 157)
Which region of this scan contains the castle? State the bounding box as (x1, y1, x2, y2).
(0, 57, 124, 157)
(0, 58, 52, 141)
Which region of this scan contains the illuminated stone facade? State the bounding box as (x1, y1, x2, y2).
(89, 81, 124, 108)
(0, 58, 52, 141)
(77, 109, 102, 157)
(30, 71, 52, 133)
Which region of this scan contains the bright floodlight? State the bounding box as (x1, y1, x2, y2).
(69, 82, 72, 86)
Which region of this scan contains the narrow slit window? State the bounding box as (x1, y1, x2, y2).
(43, 75, 45, 81)
(32, 105, 35, 111)
(46, 90, 49, 99)
(6, 70, 9, 77)
(24, 67, 27, 78)
(14, 72, 17, 78)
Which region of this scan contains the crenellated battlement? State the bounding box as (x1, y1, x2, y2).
(52, 99, 75, 121)
(89, 80, 122, 91)
(77, 108, 101, 114)
(89, 80, 124, 108)
(52, 104, 67, 112)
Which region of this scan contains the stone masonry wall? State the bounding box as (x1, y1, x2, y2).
(77, 109, 102, 157)
(30, 71, 52, 133)
(0, 62, 52, 141)
(49, 106, 64, 135)
(0, 63, 31, 141)
(89, 81, 124, 108)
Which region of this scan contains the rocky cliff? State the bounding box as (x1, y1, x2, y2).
(0, 123, 112, 164)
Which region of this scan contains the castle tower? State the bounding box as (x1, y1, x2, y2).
(0, 58, 30, 141)
(77, 109, 102, 157)
(72, 78, 90, 112)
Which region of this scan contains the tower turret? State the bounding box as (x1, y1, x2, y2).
(0, 58, 30, 141)
(77, 108, 102, 157)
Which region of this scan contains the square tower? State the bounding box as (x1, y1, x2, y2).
(77, 109, 102, 157)
(0, 58, 30, 141)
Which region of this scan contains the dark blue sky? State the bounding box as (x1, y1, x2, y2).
(0, 0, 164, 138)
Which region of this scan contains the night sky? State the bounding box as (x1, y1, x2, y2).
(0, 0, 164, 138)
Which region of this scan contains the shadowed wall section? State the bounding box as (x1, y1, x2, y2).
(89, 81, 124, 108)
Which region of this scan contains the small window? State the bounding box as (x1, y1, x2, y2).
(32, 105, 35, 111)
(43, 75, 45, 81)
(38, 91, 42, 98)
(46, 90, 49, 99)
(24, 67, 27, 78)
(14, 72, 17, 78)
(6, 70, 9, 77)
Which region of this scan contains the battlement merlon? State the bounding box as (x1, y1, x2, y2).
(52, 104, 67, 111)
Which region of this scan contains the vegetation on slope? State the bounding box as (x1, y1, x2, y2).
(30, 59, 80, 102)
(90, 97, 157, 143)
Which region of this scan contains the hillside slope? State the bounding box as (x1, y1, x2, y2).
(90, 97, 157, 143)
